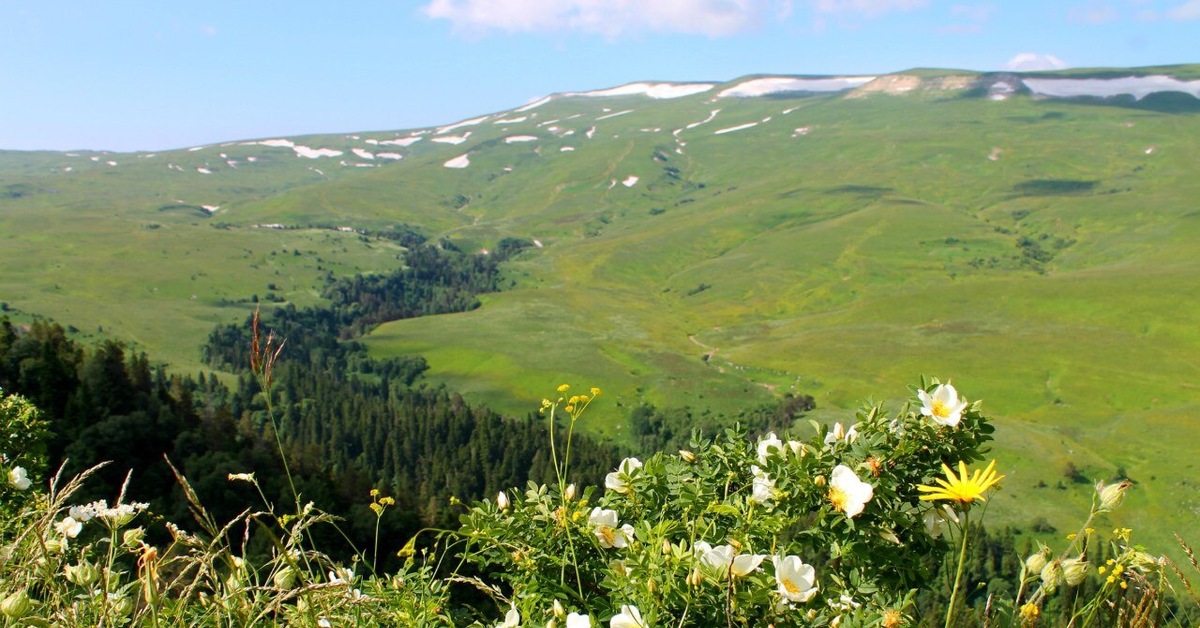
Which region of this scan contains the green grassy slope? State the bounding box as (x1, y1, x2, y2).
(2, 67, 1199, 549)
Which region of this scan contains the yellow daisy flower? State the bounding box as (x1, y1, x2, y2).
(917, 459, 1003, 505)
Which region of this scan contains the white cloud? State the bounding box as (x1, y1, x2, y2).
(1167, 0, 1200, 20)
(1003, 52, 1068, 72)
(422, 0, 783, 37)
(812, 0, 928, 16)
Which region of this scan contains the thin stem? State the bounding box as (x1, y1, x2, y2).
(945, 509, 971, 628)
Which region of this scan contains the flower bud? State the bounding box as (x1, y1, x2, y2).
(662, 539, 673, 555)
(553, 599, 565, 619)
(565, 484, 577, 501)
(273, 565, 297, 589)
(679, 450, 696, 463)
(1130, 551, 1163, 573)
(123, 527, 146, 549)
(110, 594, 134, 617)
(1041, 560, 1064, 593)
(813, 475, 826, 488)
(1062, 557, 1089, 586)
(65, 560, 100, 586)
(1, 589, 31, 619)
(1095, 480, 1132, 513)
(497, 491, 510, 511)
(1025, 552, 1048, 576)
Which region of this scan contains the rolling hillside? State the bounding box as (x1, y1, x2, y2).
(2, 66, 1199, 547)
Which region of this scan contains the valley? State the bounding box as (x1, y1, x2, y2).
(2, 66, 1199, 553)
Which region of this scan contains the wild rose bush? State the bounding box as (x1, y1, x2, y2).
(0, 379, 1180, 627)
(455, 379, 999, 626)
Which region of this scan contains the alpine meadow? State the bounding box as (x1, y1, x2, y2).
(2, 66, 1200, 625)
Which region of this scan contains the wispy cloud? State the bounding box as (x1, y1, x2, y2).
(422, 0, 785, 37)
(1004, 52, 1068, 72)
(1166, 0, 1200, 20)
(811, 0, 928, 17)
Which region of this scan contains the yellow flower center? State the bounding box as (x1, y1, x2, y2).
(931, 398, 949, 419)
(829, 486, 849, 512)
(598, 526, 616, 546)
(782, 578, 802, 595)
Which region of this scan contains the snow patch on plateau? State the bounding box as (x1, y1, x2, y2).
(718, 77, 874, 98)
(621, 175, 639, 187)
(294, 146, 343, 159)
(444, 154, 471, 169)
(352, 148, 375, 160)
(378, 152, 403, 160)
(686, 109, 721, 129)
(516, 96, 553, 112)
(432, 133, 471, 145)
(575, 82, 714, 99)
(495, 115, 529, 124)
(196, 167, 212, 174)
(258, 139, 295, 148)
(438, 115, 489, 134)
(1022, 76, 1200, 100)
(714, 122, 758, 135)
(505, 135, 538, 143)
(379, 137, 422, 147)
(596, 110, 633, 121)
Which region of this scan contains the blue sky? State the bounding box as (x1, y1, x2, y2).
(1, 0, 1197, 152)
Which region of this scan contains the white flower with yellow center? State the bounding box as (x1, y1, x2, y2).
(566, 612, 591, 627)
(604, 457, 643, 494)
(774, 555, 818, 603)
(918, 383, 968, 427)
(828, 465, 873, 518)
(588, 507, 633, 549)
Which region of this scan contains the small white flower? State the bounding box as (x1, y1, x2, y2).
(496, 490, 510, 510)
(69, 503, 98, 522)
(55, 516, 83, 539)
(227, 472, 256, 483)
(918, 383, 968, 427)
(774, 555, 818, 603)
(828, 465, 873, 518)
(830, 594, 861, 612)
(8, 466, 31, 491)
(756, 432, 784, 464)
(750, 466, 775, 504)
(701, 544, 764, 578)
(604, 458, 642, 494)
(610, 604, 645, 628)
(566, 612, 591, 628)
(499, 603, 520, 628)
(588, 507, 633, 549)
(823, 422, 858, 447)
(328, 566, 354, 585)
(317, 619, 331, 628)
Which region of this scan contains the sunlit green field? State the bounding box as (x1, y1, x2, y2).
(3, 68, 1199, 553)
